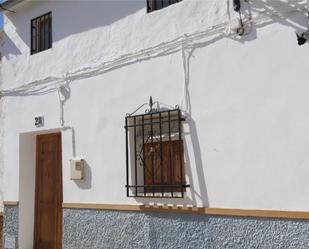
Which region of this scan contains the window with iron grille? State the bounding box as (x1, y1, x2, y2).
(147, 0, 182, 13)
(31, 12, 52, 55)
(125, 99, 189, 198)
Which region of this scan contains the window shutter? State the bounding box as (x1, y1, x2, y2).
(143, 140, 184, 193)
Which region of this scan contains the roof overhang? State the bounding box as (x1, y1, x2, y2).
(1, 0, 24, 12)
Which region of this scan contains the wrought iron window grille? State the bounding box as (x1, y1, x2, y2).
(31, 12, 52, 55)
(147, 0, 182, 13)
(125, 97, 189, 198)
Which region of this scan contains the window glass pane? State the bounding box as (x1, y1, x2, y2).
(49, 13, 52, 48)
(40, 17, 44, 51)
(44, 17, 49, 49)
(37, 18, 41, 52)
(155, 0, 163, 9)
(162, 0, 170, 8)
(31, 21, 36, 53)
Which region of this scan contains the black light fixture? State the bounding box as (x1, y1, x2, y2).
(233, 0, 241, 12)
(233, 0, 245, 36)
(296, 32, 308, 46)
(296, 11, 309, 46)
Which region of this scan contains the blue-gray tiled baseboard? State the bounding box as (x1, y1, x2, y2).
(62, 208, 309, 249)
(5, 206, 309, 249)
(3, 206, 18, 249)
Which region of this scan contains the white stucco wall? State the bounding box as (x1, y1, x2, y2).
(1, 0, 309, 211)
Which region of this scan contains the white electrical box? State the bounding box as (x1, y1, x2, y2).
(70, 159, 85, 180)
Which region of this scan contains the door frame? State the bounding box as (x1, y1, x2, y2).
(33, 132, 63, 249)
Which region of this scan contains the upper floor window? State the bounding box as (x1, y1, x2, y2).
(31, 12, 52, 55)
(147, 0, 182, 13)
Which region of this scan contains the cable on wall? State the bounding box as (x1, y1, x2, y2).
(0, 23, 228, 98)
(0, 6, 307, 98)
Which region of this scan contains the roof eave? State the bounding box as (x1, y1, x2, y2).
(1, 0, 24, 12)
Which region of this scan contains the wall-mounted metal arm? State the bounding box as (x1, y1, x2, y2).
(296, 11, 309, 46)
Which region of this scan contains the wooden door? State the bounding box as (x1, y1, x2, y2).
(144, 140, 184, 193)
(34, 133, 62, 249)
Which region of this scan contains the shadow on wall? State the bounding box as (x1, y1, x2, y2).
(128, 102, 209, 207)
(124, 95, 209, 206)
(3, 0, 309, 206)
(3, 0, 309, 59)
(2, 0, 309, 69)
(183, 117, 209, 207)
(0, 32, 22, 59)
(229, 0, 308, 44)
(129, 0, 309, 207)
(251, 0, 307, 30)
(131, 124, 209, 207)
(52, 1, 145, 43)
(181, 42, 210, 207)
(4, 0, 145, 52)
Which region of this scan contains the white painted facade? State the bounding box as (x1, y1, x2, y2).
(1, 0, 309, 216)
